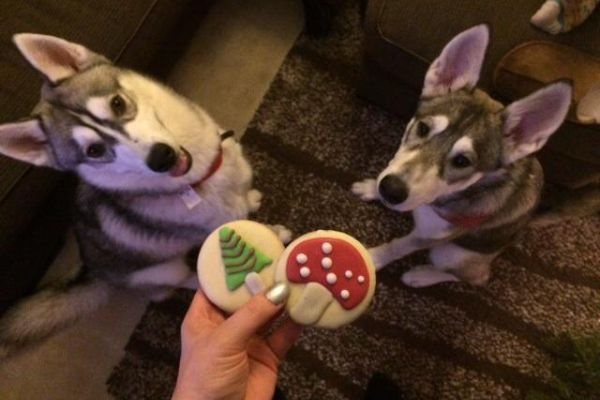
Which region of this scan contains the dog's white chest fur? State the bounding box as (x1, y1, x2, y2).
(412, 205, 453, 240)
(128, 140, 255, 232)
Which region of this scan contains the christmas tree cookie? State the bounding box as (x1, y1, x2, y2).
(219, 226, 273, 291)
(197, 220, 285, 313)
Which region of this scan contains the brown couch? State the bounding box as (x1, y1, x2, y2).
(358, 0, 600, 189)
(0, 0, 215, 314)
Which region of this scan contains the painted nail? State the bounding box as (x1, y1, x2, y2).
(265, 282, 290, 305)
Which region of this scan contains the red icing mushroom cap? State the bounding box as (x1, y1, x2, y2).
(286, 237, 370, 310)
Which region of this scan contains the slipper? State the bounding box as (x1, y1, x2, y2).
(493, 41, 600, 125)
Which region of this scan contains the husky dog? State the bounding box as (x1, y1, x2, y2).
(0, 34, 271, 357)
(352, 25, 574, 287)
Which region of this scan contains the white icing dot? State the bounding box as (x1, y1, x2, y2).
(321, 242, 333, 254)
(321, 257, 333, 269)
(296, 253, 308, 264)
(358, 275, 365, 283)
(340, 290, 350, 299)
(345, 270, 353, 279)
(300, 267, 311, 278)
(326, 273, 337, 285)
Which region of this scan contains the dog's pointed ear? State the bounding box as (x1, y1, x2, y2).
(502, 81, 572, 165)
(422, 24, 489, 98)
(12, 33, 109, 84)
(0, 119, 58, 168)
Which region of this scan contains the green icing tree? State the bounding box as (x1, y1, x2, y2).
(219, 226, 273, 291)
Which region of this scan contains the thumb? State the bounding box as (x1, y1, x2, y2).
(217, 283, 290, 348)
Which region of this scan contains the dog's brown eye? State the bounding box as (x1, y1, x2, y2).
(86, 143, 106, 158)
(416, 121, 430, 138)
(110, 95, 126, 117)
(451, 154, 472, 168)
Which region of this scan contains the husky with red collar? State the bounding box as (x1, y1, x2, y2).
(0, 34, 285, 357)
(352, 25, 572, 287)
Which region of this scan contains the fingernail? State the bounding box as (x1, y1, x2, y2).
(265, 282, 290, 305)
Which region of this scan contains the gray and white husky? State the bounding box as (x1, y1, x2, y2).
(353, 25, 576, 287)
(0, 34, 269, 357)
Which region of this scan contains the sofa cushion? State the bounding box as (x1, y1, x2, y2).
(365, 0, 600, 91)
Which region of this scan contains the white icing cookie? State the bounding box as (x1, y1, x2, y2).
(274, 230, 376, 329)
(197, 220, 285, 313)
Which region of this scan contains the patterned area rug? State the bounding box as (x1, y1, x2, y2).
(107, 4, 600, 399)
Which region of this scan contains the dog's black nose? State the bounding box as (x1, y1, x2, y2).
(147, 143, 177, 173)
(379, 175, 409, 204)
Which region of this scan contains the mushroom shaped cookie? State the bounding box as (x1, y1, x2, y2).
(197, 220, 285, 313)
(275, 230, 376, 328)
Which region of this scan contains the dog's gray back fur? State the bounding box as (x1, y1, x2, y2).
(443, 158, 543, 253)
(74, 184, 208, 281)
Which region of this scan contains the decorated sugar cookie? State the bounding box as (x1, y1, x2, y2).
(274, 230, 376, 329)
(197, 220, 285, 313)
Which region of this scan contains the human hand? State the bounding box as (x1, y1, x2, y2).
(171, 283, 302, 400)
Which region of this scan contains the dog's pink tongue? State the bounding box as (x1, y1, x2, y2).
(170, 152, 190, 177)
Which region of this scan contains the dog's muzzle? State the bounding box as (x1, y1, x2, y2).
(146, 143, 192, 177)
(379, 175, 409, 205)
(147, 143, 177, 173)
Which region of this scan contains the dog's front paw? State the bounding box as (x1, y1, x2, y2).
(402, 265, 459, 288)
(268, 224, 293, 244)
(247, 189, 263, 212)
(352, 179, 379, 201)
(368, 245, 389, 270)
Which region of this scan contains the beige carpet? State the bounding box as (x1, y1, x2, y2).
(107, 3, 600, 399)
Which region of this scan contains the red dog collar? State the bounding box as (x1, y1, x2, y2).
(435, 210, 490, 229)
(192, 148, 223, 188)
(191, 130, 234, 188)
